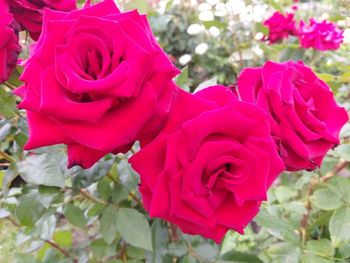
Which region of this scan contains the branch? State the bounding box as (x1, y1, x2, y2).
(0, 151, 16, 163)
(43, 239, 72, 259)
(79, 188, 109, 206)
(3, 82, 16, 90)
(321, 160, 348, 182)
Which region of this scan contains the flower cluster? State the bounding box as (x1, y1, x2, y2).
(263, 10, 344, 50)
(13, 0, 348, 243)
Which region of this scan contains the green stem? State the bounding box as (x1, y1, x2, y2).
(0, 151, 16, 163)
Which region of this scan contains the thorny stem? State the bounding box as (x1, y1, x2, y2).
(3, 82, 16, 90)
(6, 217, 76, 261)
(320, 160, 348, 182)
(169, 223, 179, 242)
(185, 241, 207, 263)
(80, 188, 110, 206)
(43, 239, 75, 260)
(0, 151, 16, 163)
(106, 172, 144, 207)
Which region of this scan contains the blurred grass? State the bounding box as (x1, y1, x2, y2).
(0, 220, 17, 263)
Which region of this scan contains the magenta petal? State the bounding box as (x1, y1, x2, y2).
(67, 144, 108, 169)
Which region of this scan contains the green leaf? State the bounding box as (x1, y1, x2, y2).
(2, 163, 18, 196)
(97, 180, 112, 201)
(194, 77, 218, 93)
(274, 186, 297, 203)
(126, 246, 145, 260)
(146, 219, 168, 263)
(339, 242, 350, 258)
(255, 208, 299, 243)
(266, 0, 284, 12)
(306, 239, 334, 256)
(16, 193, 45, 227)
(149, 15, 172, 32)
(15, 254, 41, 263)
(194, 243, 218, 261)
(334, 144, 350, 161)
(175, 66, 189, 91)
(14, 132, 28, 149)
(0, 170, 4, 189)
(116, 208, 152, 251)
(267, 242, 301, 263)
(256, 22, 269, 35)
(90, 238, 116, 256)
(304, 240, 334, 263)
(63, 204, 87, 229)
(220, 251, 264, 263)
(18, 153, 65, 188)
(340, 71, 350, 82)
(167, 243, 187, 257)
(317, 73, 336, 83)
(329, 206, 350, 247)
(327, 177, 350, 203)
(53, 231, 72, 247)
(0, 88, 17, 118)
(125, 0, 153, 13)
(8, 66, 23, 87)
(310, 188, 342, 211)
(180, 255, 197, 263)
(100, 206, 118, 244)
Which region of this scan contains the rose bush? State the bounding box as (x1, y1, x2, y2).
(7, 0, 76, 40)
(15, 0, 179, 168)
(238, 60, 348, 171)
(130, 86, 284, 243)
(0, 1, 21, 83)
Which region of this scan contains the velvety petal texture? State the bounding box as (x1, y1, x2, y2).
(238, 60, 348, 171)
(130, 86, 284, 243)
(263, 11, 298, 43)
(15, 0, 180, 168)
(299, 19, 343, 50)
(0, 1, 21, 83)
(7, 0, 77, 40)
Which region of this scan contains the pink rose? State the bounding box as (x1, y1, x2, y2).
(263, 11, 298, 43)
(238, 61, 348, 171)
(14, 0, 180, 168)
(0, 1, 21, 83)
(8, 0, 76, 40)
(130, 86, 284, 243)
(299, 19, 344, 50)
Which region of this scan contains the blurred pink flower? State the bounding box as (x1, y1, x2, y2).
(299, 19, 344, 50)
(263, 11, 298, 43)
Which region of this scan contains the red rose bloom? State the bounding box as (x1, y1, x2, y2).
(8, 0, 76, 40)
(0, 1, 21, 83)
(130, 86, 284, 243)
(14, 0, 179, 168)
(238, 61, 348, 171)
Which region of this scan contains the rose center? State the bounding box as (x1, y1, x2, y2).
(81, 47, 104, 80)
(203, 157, 247, 192)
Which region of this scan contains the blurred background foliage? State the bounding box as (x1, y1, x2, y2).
(1, 0, 350, 262)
